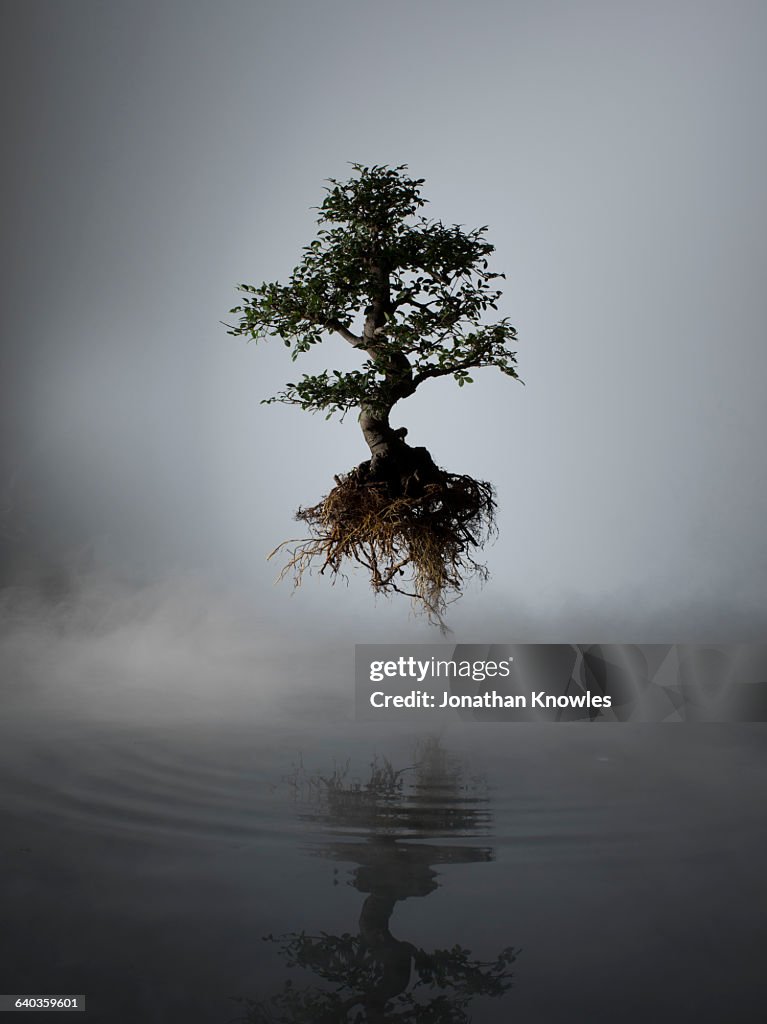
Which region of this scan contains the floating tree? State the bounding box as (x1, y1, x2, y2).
(229, 165, 520, 624)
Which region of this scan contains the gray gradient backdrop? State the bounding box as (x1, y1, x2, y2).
(2, 0, 766, 641)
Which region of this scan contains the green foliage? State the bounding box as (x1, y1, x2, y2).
(228, 164, 519, 417)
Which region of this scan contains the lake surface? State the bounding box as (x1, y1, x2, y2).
(1, 614, 766, 1022)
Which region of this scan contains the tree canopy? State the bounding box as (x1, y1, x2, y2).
(228, 163, 518, 421)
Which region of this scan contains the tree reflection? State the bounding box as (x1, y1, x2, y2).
(231, 738, 517, 1023)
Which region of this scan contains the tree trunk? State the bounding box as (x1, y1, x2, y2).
(356, 402, 438, 498)
(359, 403, 398, 462)
(352, 256, 440, 496)
(357, 892, 417, 1017)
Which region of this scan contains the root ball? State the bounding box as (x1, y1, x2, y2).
(270, 465, 497, 626)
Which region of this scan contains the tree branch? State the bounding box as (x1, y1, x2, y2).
(400, 295, 438, 312)
(412, 339, 494, 387)
(326, 319, 364, 347)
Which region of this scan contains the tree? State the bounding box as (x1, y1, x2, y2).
(228, 164, 520, 625)
(229, 741, 517, 1023)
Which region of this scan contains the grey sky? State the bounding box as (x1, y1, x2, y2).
(2, 0, 766, 638)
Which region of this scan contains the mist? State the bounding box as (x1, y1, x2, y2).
(1, 7, 766, 1017)
(1, 0, 766, 642)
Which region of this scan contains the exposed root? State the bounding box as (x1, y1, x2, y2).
(269, 466, 497, 628)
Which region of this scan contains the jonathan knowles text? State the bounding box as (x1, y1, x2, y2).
(368, 690, 612, 709)
(366, 657, 612, 709)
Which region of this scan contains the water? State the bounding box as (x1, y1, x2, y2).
(1, 597, 766, 1022)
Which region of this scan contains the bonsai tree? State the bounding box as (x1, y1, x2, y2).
(229, 741, 517, 1023)
(228, 164, 520, 624)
